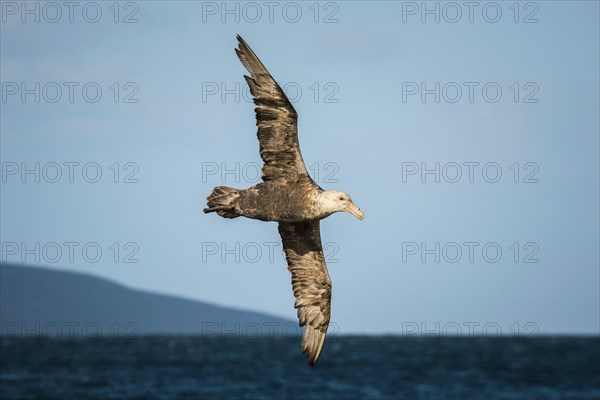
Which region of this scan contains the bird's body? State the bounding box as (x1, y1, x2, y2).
(208, 179, 334, 222)
(204, 35, 363, 366)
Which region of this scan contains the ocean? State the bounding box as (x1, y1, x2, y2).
(1, 336, 598, 399)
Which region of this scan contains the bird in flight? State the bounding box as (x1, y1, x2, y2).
(204, 35, 364, 366)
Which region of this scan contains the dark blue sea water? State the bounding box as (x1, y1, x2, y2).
(1, 336, 599, 399)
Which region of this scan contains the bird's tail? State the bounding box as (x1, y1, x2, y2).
(203, 186, 240, 218)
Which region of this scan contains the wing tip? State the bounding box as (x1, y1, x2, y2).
(236, 34, 251, 55)
(234, 34, 255, 73)
(302, 326, 327, 367)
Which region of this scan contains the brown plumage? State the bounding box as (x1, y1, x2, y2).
(279, 221, 331, 366)
(204, 35, 364, 366)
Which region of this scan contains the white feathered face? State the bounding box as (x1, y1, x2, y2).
(320, 191, 364, 220)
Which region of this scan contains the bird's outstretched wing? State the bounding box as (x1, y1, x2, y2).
(235, 35, 310, 182)
(278, 221, 331, 366)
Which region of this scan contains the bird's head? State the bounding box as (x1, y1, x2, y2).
(319, 190, 364, 220)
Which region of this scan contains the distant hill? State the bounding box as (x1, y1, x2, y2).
(0, 264, 292, 337)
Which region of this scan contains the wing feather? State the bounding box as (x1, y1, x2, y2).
(278, 221, 331, 366)
(235, 35, 310, 182)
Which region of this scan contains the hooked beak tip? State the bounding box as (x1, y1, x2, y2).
(346, 203, 364, 221)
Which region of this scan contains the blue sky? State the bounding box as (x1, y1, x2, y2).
(1, 1, 598, 334)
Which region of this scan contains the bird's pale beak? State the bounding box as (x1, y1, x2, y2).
(345, 202, 364, 221)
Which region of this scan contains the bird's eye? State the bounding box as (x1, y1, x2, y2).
(338, 196, 344, 201)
